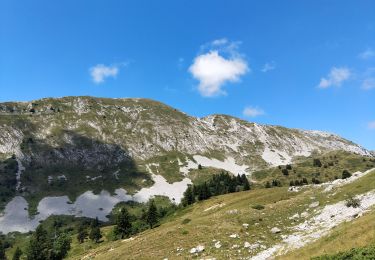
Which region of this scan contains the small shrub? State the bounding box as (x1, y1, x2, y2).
(251, 204, 265, 210)
(181, 218, 191, 224)
(345, 195, 361, 208)
(342, 170, 351, 179)
(313, 159, 322, 167)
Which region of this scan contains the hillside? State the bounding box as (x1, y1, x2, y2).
(0, 96, 373, 234)
(64, 167, 375, 260)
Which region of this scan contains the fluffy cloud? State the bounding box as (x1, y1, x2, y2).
(90, 64, 119, 84)
(368, 121, 375, 130)
(318, 67, 351, 88)
(261, 61, 276, 72)
(358, 48, 375, 60)
(243, 106, 265, 117)
(189, 39, 249, 97)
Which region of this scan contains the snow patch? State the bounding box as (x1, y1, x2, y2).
(193, 155, 248, 175)
(0, 174, 191, 234)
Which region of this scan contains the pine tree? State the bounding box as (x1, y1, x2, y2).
(77, 223, 88, 243)
(89, 226, 102, 243)
(12, 247, 22, 260)
(89, 217, 102, 243)
(182, 185, 195, 206)
(26, 225, 50, 260)
(198, 182, 211, 200)
(146, 200, 158, 229)
(114, 207, 132, 239)
(51, 232, 71, 260)
(241, 174, 250, 190)
(0, 240, 6, 260)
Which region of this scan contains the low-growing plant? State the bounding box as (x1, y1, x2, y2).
(345, 195, 361, 208)
(251, 204, 265, 210)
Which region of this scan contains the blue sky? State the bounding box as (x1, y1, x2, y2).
(0, 1, 374, 150)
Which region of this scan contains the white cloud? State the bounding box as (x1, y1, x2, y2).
(358, 48, 375, 60)
(243, 106, 265, 117)
(261, 61, 276, 72)
(368, 121, 375, 130)
(362, 78, 375, 90)
(318, 67, 351, 89)
(212, 38, 228, 46)
(189, 39, 249, 97)
(90, 64, 119, 84)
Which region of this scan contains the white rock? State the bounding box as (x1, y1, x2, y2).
(190, 245, 205, 254)
(271, 227, 281, 234)
(229, 233, 239, 238)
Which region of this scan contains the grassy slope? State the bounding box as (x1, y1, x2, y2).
(66, 169, 375, 260)
(252, 151, 375, 188)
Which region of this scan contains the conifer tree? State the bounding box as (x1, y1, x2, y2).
(241, 174, 250, 190)
(89, 218, 102, 243)
(114, 207, 132, 239)
(77, 223, 88, 244)
(12, 247, 22, 260)
(0, 240, 6, 260)
(26, 225, 50, 260)
(146, 200, 158, 229)
(182, 185, 195, 206)
(89, 226, 102, 243)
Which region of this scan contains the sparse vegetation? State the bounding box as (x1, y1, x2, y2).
(345, 195, 361, 208)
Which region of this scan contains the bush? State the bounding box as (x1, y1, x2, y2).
(251, 204, 265, 210)
(342, 170, 351, 179)
(345, 195, 361, 208)
(312, 244, 375, 259)
(181, 218, 191, 224)
(313, 159, 322, 167)
(282, 169, 289, 176)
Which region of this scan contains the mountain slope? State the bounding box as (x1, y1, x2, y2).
(0, 96, 370, 165)
(67, 168, 375, 260)
(0, 96, 372, 230)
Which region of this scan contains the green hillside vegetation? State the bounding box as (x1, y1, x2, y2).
(60, 168, 374, 259)
(253, 150, 375, 188)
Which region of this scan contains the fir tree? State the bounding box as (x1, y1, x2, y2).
(50, 232, 71, 260)
(114, 207, 132, 239)
(26, 225, 50, 260)
(182, 185, 195, 206)
(89, 226, 102, 243)
(146, 200, 158, 229)
(12, 247, 22, 260)
(241, 174, 250, 190)
(77, 223, 88, 244)
(0, 240, 6, 260)
(89, 217, 102, 243)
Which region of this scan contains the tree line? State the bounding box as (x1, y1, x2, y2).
(182, 172, 250, 206)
